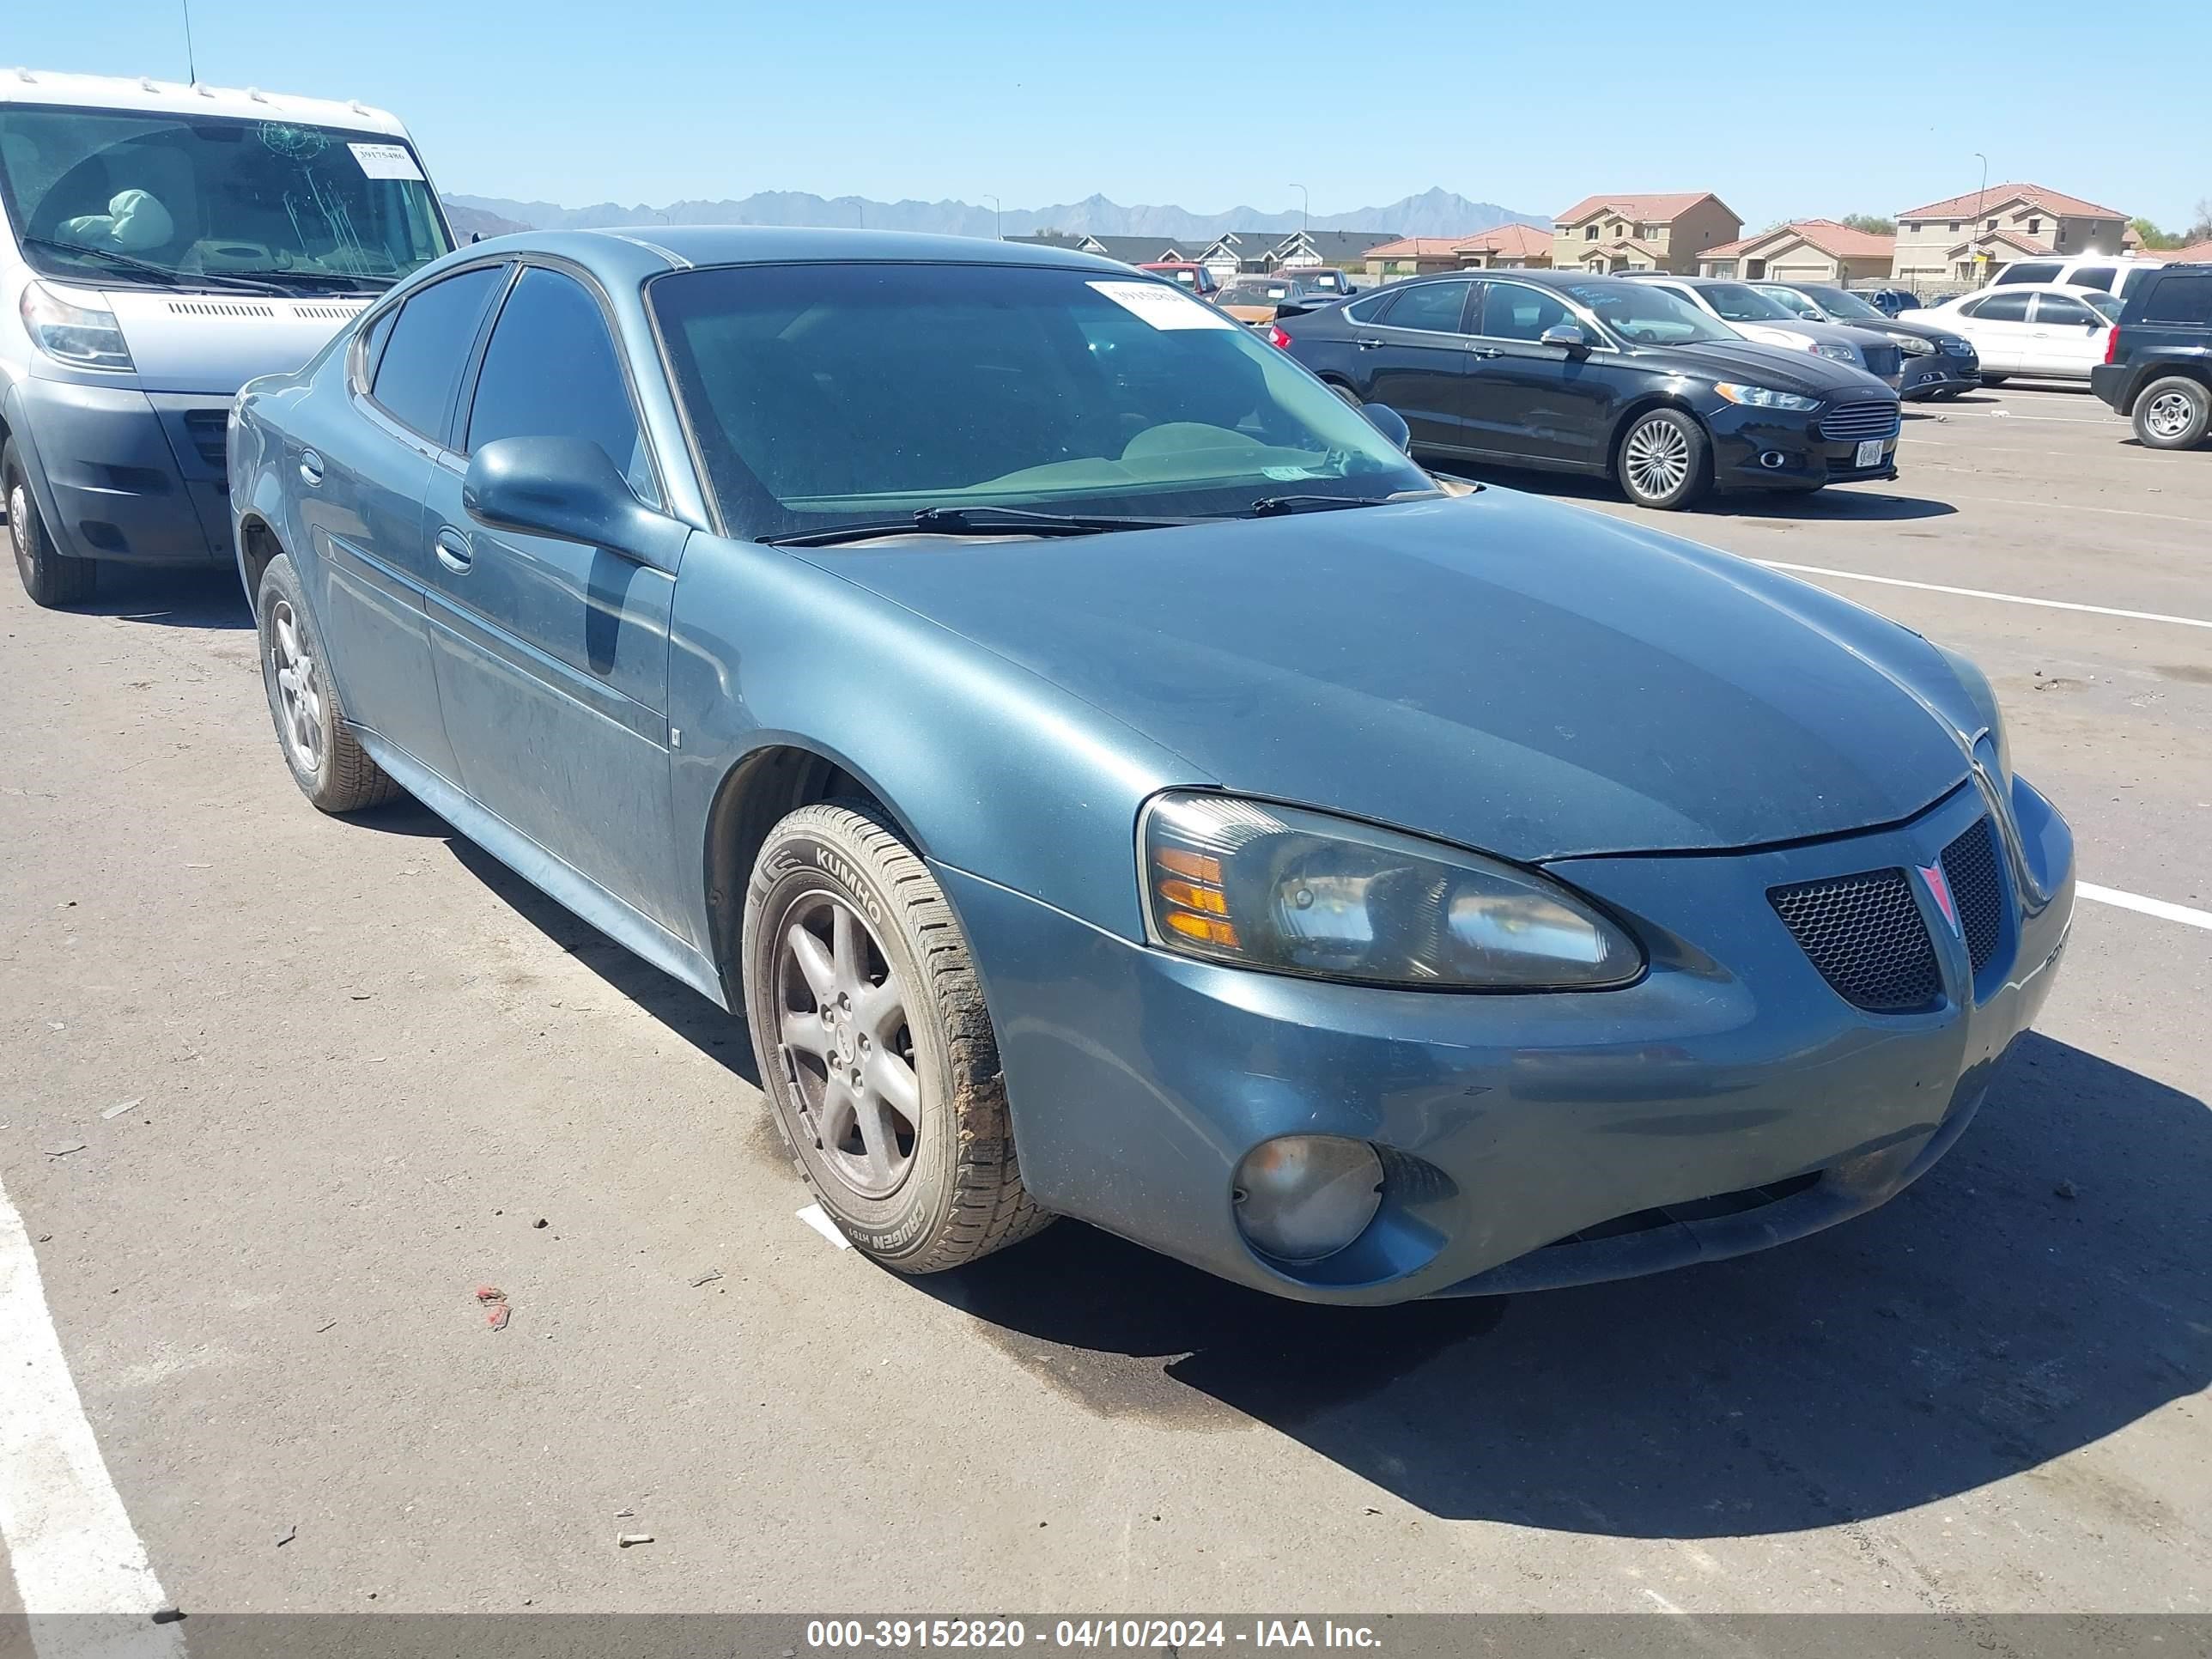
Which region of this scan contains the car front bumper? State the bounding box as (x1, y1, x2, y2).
(1707, 403, 1901, 490)
(6, 374, 234, 566)
(939, 773, 2073, 1304)
(1902, 352, 1982, 398)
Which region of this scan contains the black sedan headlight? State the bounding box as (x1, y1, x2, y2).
(1141, 793, 1643, 990)
(1890, 333, 1936, 357)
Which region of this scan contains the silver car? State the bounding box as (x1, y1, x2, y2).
(1623, 273, 1905, 392)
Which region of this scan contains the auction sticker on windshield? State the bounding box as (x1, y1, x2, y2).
(348, 142, 424, 181)
(1088, 280, 1236, 330)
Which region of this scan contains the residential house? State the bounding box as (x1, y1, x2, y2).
(1890, 184, 2131, 287)
(1453, 223, 1553, 270)
(1004, 232, 1206, 264)
(1697, 219, 1895, 283)
(2171, 239, 2212, 264)
(1552, 192, 1743, 274)
(1360, 238, 1469, 281)
(1199, 228, 1400, 279)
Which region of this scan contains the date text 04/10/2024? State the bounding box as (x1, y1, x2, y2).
(804, 1619, 1382, 1650)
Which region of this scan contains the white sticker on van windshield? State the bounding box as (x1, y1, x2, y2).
(1087, 280, 1235, 330)
(348, 142, 424, 182)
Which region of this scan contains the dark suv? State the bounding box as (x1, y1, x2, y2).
(2091, 264, 2212, 450)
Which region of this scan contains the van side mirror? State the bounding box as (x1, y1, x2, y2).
(463, 436, 687, 572)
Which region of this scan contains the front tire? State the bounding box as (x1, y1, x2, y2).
(2132, 375, 2211, 451)
(255, 552, 400, 812)
(5, 441, 97, 608)
(1615, 408, 1710, 510)
(743, 803, 1050, 1273)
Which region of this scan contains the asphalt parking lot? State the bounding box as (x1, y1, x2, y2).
(1, 382, 2207, 1621)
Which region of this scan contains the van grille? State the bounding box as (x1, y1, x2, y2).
(1819, 401, 1902, 441)
(1770, 868, 1942, 1014)
(182, 409, 229, 469)
(1860, 344, 1902, 380)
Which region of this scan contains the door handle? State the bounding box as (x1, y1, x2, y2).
(297, 450, 324, 488)
(434, 527, 473, 574)
(1355, 337, 1386, 350)
(1465, 344, 1503, 359)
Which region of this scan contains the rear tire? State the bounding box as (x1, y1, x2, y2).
(2132, 375, 2211, 451)
(1326, 380, 1364, 408)
(255, 552, 401, 812)
(1615, 408, 1710, 510)
(5, 441, 97, 608)
(743, 803, 1050, 1273)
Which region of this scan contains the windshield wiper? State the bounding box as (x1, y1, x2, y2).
(1244, 493, 1426, 518)
(17, 238, 293, 296)
(760, 505, 1198, 547)
(222, 269, 393, 294)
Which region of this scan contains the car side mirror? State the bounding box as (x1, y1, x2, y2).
(463, 436, 688, 572)
(1540, 323, 1590, 355)
(1361, 402, 1412, 453)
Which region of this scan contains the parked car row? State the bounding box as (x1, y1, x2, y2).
(1269, 270, 1904, 509)
(1903, 284, 2119, 385)
(1753, 282, 1983, 401)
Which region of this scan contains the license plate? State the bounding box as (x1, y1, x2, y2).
(1855, 438, 1886, 469)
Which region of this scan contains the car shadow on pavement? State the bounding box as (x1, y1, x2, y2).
(1431, 466, 1958, 522)
(67, 568, 251, 629)
(921, 1032, 2209, 1537)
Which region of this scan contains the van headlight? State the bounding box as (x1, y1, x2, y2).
(1142, 793, 1643, 990)
(20, 281, 135, 373)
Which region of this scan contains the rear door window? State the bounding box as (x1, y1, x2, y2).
(1380, 279, 1474, 334)
(2142, 273, 2212, 325)
(368, 264, 506, 440)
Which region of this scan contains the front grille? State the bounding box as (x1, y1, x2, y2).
(182, 410, 228, 469)
(1770, 868, 1942, 1013)
(1939, 817, 2006, 975)
(1861, 344, 1902, 380)
(1819, 400, 1903, 441)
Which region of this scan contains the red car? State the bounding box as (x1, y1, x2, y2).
(1139, 261, 1221, 299)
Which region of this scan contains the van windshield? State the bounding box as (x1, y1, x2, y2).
(0, 104, 451, 292)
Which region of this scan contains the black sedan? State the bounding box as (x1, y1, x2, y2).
(1754, 281, 1982, 400)
(1271, 270, 1900, 509)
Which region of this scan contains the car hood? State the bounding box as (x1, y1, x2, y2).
(1861, 313, 1965, 346)
(1626, 338, 1886, 398)
(802, 489, 1970, 860)
(98, 286, 376, 395)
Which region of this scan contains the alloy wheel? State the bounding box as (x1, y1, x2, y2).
(268, 599, 325, 773)
(774, 891, 922, 1200)
(8, 482, 30, 584)
(1625, 418, 1692, 499)
(2143, 390, 2197, 441)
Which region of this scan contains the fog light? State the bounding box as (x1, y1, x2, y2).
(1232, 1135, 1384, 1263)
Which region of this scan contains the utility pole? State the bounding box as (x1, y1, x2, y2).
(987, 194, 1001, 240)
(1972, 152, 1990, 279)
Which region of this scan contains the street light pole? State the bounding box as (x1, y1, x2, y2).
(1290, 182, 1309, 239)
(986, 194, 1001, 241)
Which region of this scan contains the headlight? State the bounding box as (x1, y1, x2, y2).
(1892, 334, 1936, 357)
(1715, 382, 1820, 411)
(19, 280, 135, 373)
(1141, 793, 1643, 990)
(1813, 343, 1857, 363)
(1943, 337, 1976, 356)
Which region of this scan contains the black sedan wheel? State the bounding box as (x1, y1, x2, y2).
(1616, 410, 1710, 510)
(2133, 376, 2211, 451)
(743, 803, 1051, 1272)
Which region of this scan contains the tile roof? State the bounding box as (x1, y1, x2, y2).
(1944, 228, 2055, 258)
(2170, 240, 2212, 263)
(1453, 223, 1552, 258)
(1361, 237, 1470, 260)
(1554, 191, 1725, 226)
(1898, 182, 2127, 222)
(1704, 219, 1895, 261)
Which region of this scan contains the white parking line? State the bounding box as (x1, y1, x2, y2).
(1754, 560, 2212, 630)
(0, 1176, 185, 1657)
(1926, 492, 2209, 525)
(2078, 884, 2212, 931)
(795, 1204, 852, 1249)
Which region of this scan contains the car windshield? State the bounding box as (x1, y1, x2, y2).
(1562, 281, 1739, 346)
(1801, 284, 1890, 323)
(649, 261, 1437, 541)
(1754, 285, 1826, 320)
(0, 104, 450, 291)
(1696, 282, 1803, 324)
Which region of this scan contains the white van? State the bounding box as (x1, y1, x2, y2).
(1990, 253, 2165, 302)
(2, 70, 453, 605)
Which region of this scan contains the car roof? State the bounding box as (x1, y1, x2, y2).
(0, 66, 410, 137)
(629, 226, 1133, 272)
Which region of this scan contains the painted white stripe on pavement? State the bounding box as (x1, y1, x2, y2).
(0, 1176, 185, 1658)
(795, 1204, 852, 1249)
(2079, 883, 2212, 931)
(1754, 560, 2212, 631)
(1929, 492, 2209, 525)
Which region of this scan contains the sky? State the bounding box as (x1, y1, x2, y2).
(12, 0, 2209, 229)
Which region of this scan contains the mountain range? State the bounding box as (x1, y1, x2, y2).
(440, 186, 1547, 245)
